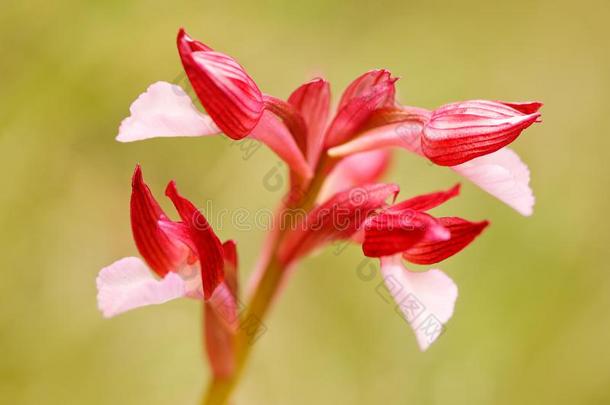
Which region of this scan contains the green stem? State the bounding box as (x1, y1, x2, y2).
(201, 157, 337, 405)
(201, 256, 284, 405)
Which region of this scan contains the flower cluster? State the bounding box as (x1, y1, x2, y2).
(98, 28, 541, 391)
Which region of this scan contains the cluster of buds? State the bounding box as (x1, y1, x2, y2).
(98, 28, 541, 396)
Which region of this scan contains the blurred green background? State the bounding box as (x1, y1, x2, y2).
(2, 0, 609, 404)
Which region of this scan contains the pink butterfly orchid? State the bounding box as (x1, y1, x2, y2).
(100, 28, 542, 403)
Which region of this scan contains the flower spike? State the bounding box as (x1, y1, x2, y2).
(106, 31, 543, 392)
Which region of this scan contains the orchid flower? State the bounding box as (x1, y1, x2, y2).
(361, 184, 488, 350)
(328, 100, 542, 216)
(97, 165, 239, 376)
(101, 28, 542, 404)
(117, 29, 311, 180)
(276, 182, 487, 351)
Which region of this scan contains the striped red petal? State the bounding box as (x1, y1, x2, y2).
(130, 165, 187, 277)
(288, 78, 331, 166)
(165, 181, 225, 299)
(362, 210, 449, 257)
(498, 101, 543, 115)
(422, 100, 541, 166)
(337, 69, 396, 112)
(177, 29, 264, 140)
(403, 217, 489, 264)
(324, 71, 397, 148)
(388, 184, 460, 212)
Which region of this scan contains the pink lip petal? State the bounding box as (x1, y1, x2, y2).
(117, 81, 220, 142)
(96, 257, 186, 318)
(380, 255, 458, 351)
(451, 147, 535, 216)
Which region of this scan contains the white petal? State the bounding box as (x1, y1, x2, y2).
(451, 148, 535, 216)
(380, 255, 458, 351)
(96, 257, 186, 318)
(116, 81, 220, 142)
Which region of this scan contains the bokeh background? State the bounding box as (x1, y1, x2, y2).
(2, 0, 609, 404)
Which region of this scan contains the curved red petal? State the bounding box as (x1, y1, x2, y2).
(422, 100, 540, 166)
(288, 78, 331, 166)
(388, 184, 460, 212)
(324, 72, 397, 148)
(130, 166, 187, 277)
(164, 181, 224, 299)
(337, 69, 396, 111)
(498, 101, 543, 115)
(403, 217, 489, 264)
(177, 29, 264, 139)
(362, 210, 449, 257)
